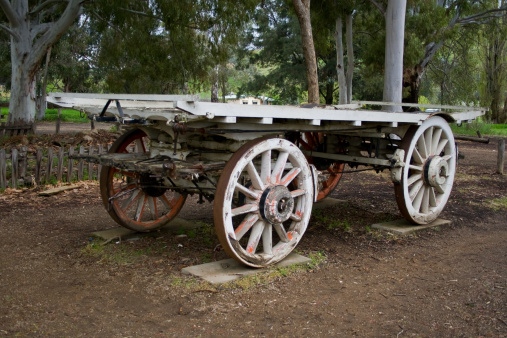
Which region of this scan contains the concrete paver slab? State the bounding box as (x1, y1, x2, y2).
(92, 217, 200, 242)
(181, 253, 312, 284)
(372, 218, 451, 235)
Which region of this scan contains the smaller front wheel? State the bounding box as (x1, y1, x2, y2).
(100, 129, 186, 232)
(214, 137, 314, 267)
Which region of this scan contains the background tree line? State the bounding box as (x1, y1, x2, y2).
(1, 0, 506, 125)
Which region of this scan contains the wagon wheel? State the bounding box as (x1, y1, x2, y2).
(291, 132, 345, 201)
(394, 116, 456, 224)
(100, 128, 186, 232)
(214, 137, 314, 267)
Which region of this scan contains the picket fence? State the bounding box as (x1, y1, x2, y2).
(0, 144, 110, 189)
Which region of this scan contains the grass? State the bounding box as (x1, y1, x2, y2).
(452, 119, 507, 137)
(0, 108, 88, 123)
(488, 196, 507, 210)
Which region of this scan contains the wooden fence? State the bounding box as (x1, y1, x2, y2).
(0, 144, 110, 189)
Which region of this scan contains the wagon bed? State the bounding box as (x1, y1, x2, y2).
(47, 93, 485, 267)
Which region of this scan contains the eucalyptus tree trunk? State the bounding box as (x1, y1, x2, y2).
(335, 16, 347, 104)
(0, 0, 84, 126)
(335, 14, 355, 105)
(383, 0, 406, 112)
(292, 0, 320, 104)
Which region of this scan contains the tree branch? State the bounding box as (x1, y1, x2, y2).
(0, 0, 21, 27)
(457, 8, 507, 25)
(30, 0, 68, 16)
(31, 22, 53, 41)
(29, 0, 88, 75)
(0, 22, 21, 40)
(368, 0, 385, 17)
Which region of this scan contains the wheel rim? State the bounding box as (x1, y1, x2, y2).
(100, 129, 186, 232)
(214, 137, 314, 267)
(394, 116, 456, 224)
(292, 132, 344, 201)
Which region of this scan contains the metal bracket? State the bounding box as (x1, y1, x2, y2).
(390, 149, 406, 183)
(309, 164, 320, 203)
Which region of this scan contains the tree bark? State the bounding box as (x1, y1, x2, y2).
(292, 0, 320, 104)
(2, 0, 83, 126)
(345, 14, 354, 103)
(383, 0, 407, 112)
(335, 16, 347, 104)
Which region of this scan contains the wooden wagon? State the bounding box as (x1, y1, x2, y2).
(48, 93, 485, 267)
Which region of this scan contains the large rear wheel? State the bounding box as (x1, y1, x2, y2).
(213, 137, 314, 267)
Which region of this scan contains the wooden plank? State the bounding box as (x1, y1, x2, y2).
(46, 147, 54, 183)
(0, 149, 6, 189)
(67, 146, 74, 183)
(38, 184, 82, 196)
(11, 148, 18, 189)
(88, 146, 94, 180)
(35, 148, 43, 185)
(57, 147, 64, 181)
(48, 92, 199, 102)
(77, 145, 85, 181)
(351, 100, 486, 111)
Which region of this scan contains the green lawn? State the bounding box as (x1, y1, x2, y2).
(451, 121, 507, 137)
(0, 108, 88, 123)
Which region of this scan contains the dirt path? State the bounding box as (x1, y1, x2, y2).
(0, 138, 506, 336)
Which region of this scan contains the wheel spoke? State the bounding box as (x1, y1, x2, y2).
(235, 182, 259, 200)
(280, 167, 301, 186)
(273, 223, 291, 243)
(412, 185, 425, 212)
(424, 127, 434, 155)
(135, 193, 147, 221)
(262, 223, 273, 254)
(409, 180, 424, 202)
(413, 147, 424, 164)
(135, 138, 146, 153)
(409, 164, 423, 171)
(435, 183, 445, 194)
(246, 161, 265, 190)
(235, 214, 259, 240)
(435, 138, 449, 155)
(148, 196, 158, 220)
(260, 150, 271, 185)
(271, 151, 289, 184)
(246, 221, 264, 254)
(407, 173, 422, 186)
(431, 128, 443, 154)
(417, 133, 428, 159)
(290, 212, 302, 222)
(421, 187, 430, 214)
(121, 189, 141, 211)
(290, 189, 306, 198)
(429, 187, 437, 207)
(232, 203, 259, 217)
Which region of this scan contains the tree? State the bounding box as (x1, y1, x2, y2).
(292, 0, 319, 104)
(0, 0, 87, 126)
(383, 0, 406, 112)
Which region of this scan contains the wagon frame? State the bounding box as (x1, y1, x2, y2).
(48, 93, 485, 267)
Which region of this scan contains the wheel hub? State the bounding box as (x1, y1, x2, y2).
(259, 185, 295, 224)
(139, 174, 167, 197)
(424, 155, 449, 188)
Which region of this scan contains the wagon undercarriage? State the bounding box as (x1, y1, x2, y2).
(48, 93, 485, 267)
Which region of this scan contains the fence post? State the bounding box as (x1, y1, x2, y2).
(88, 146, 94, 180)
(35, 148, 43, 185)
(97, 144, 104, 181)
(46, 147, 54, 184)
(11, 148, 18, 189)
(19, 146, 27, 184)
(498, 138, 505, 175)
(57, 147, 64, 181)
(0, 149, 6, 189)
(77, 145, 85, 181)
(67, 146, 74, 183)
(56, 109, 61, 134)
